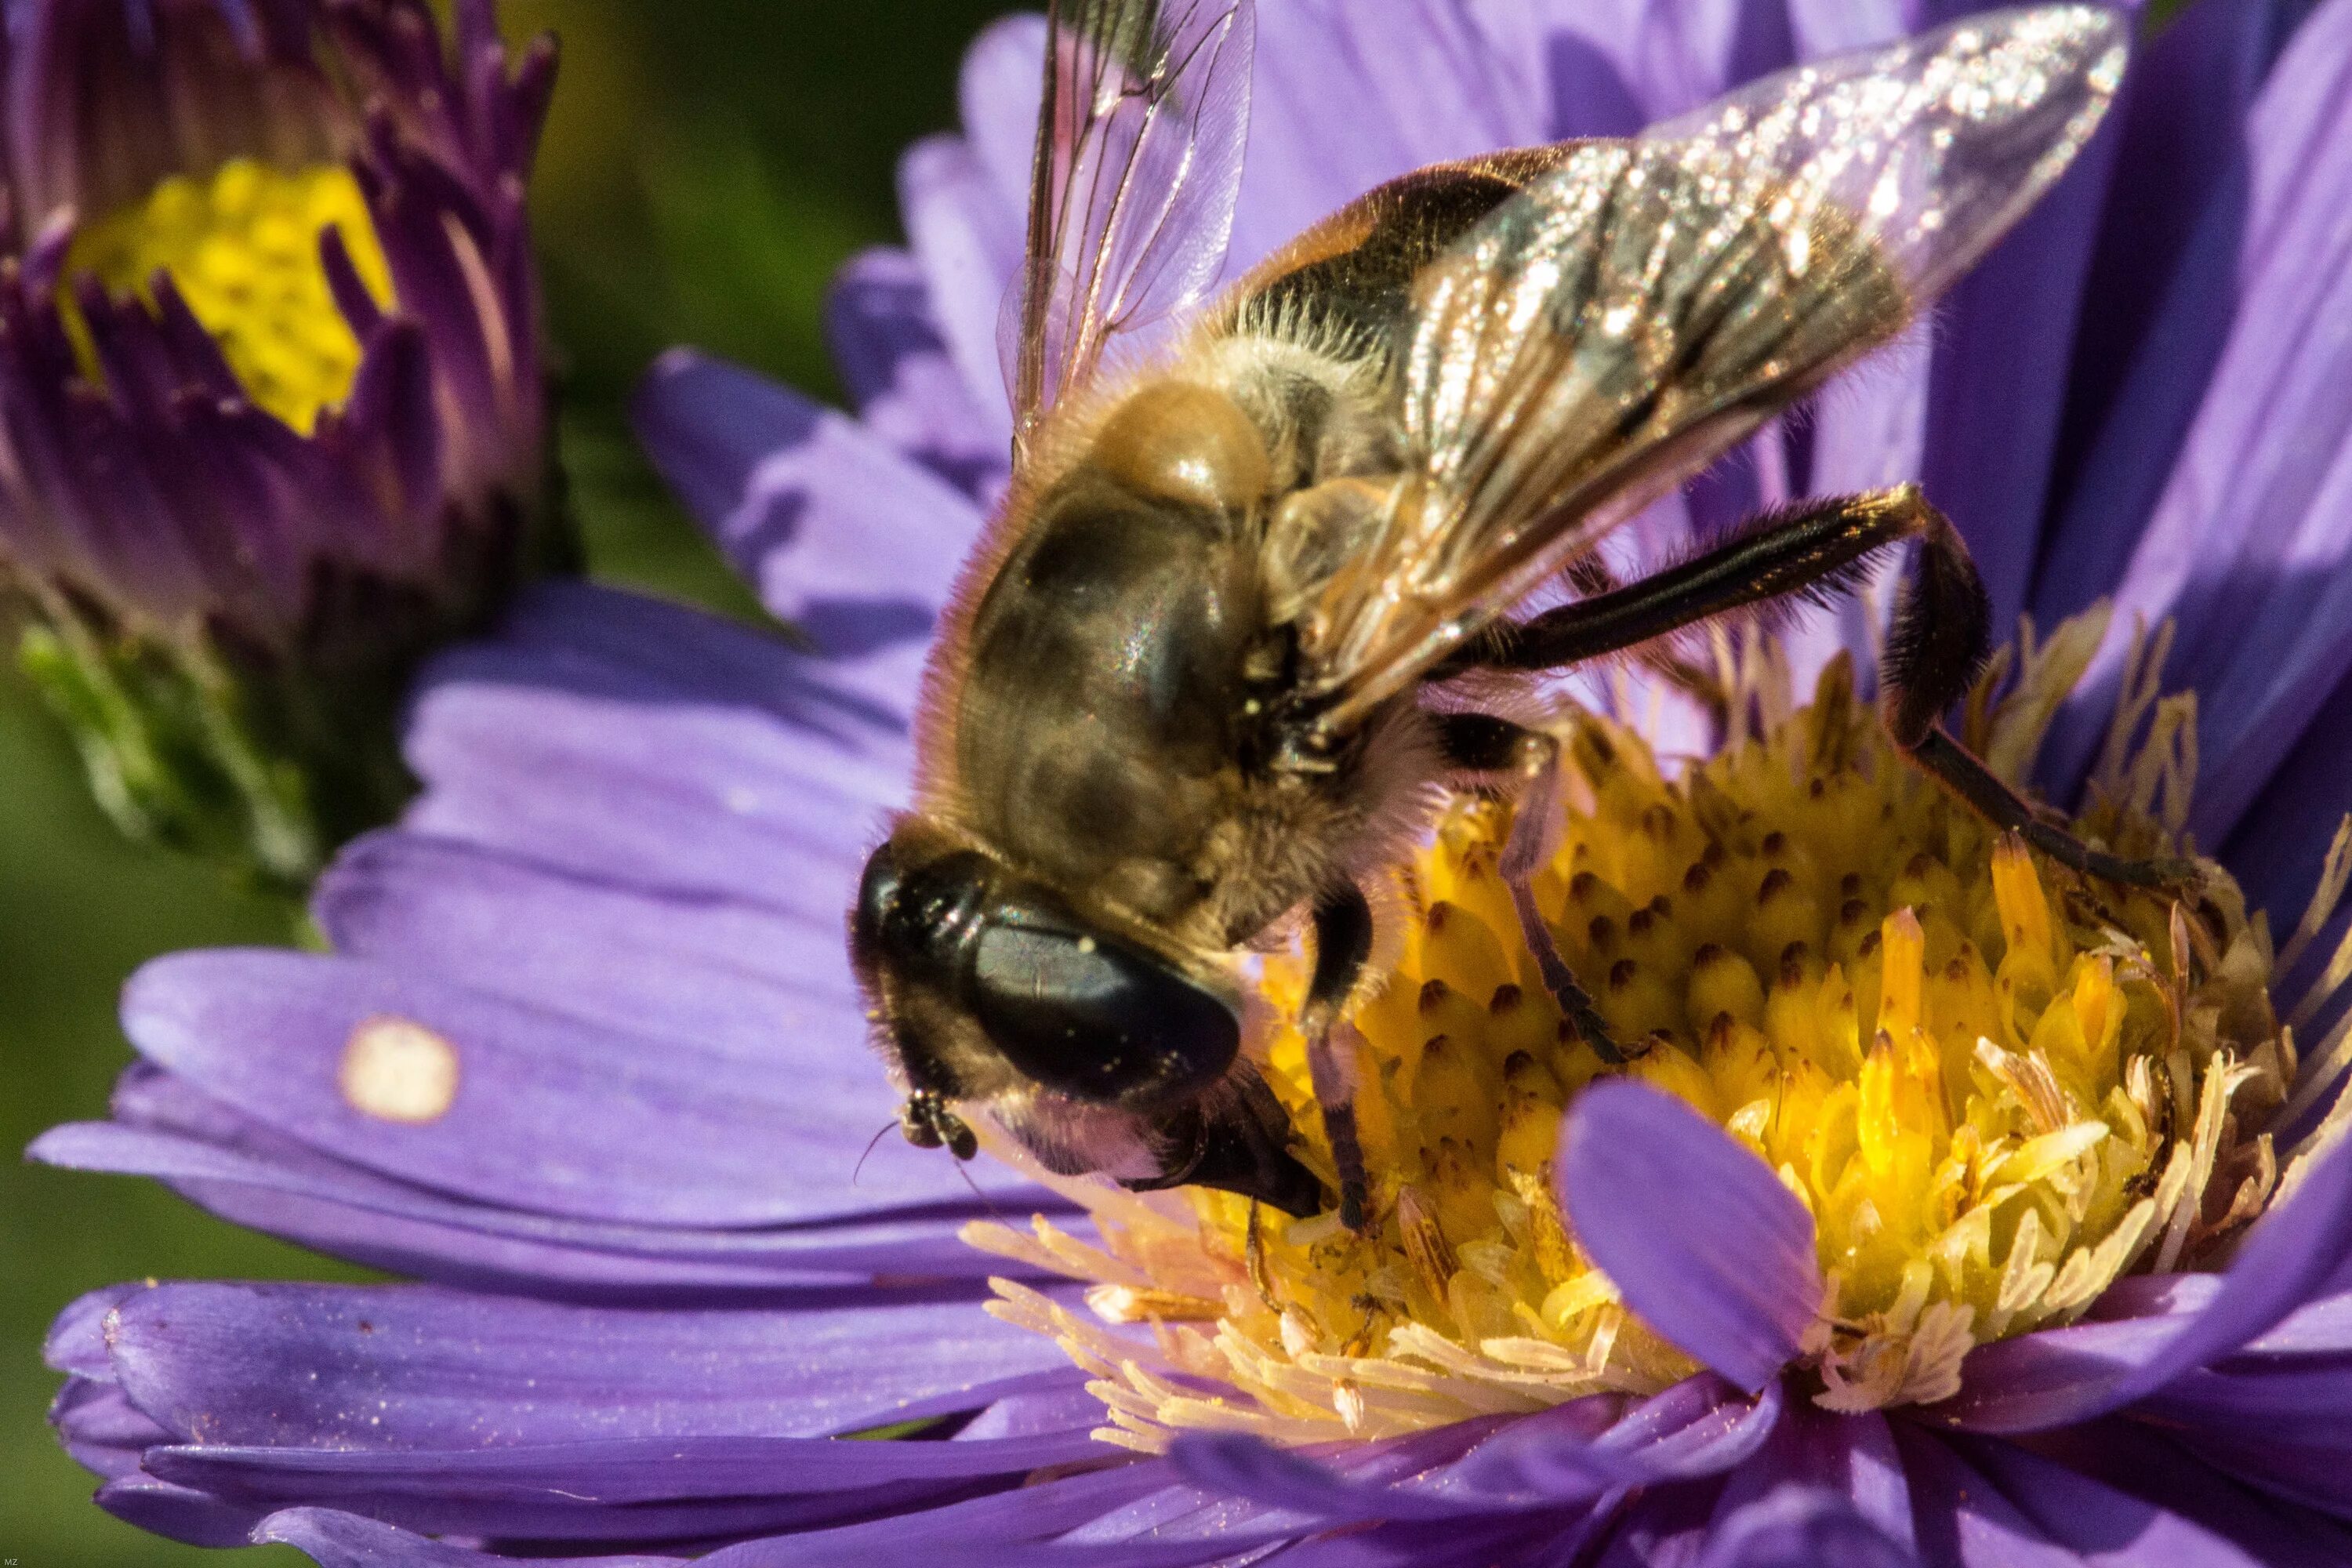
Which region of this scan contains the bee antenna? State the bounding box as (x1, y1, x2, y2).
(852, 1120, 897, 1186)
(951, 1149, 1011, 1226)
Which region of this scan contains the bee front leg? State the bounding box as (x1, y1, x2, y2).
(1436, 713, 1628, 1065)
(1304, 884, 1374, 1232)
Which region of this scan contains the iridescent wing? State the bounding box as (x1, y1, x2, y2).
(1002, 0, 1255, 461)
(1300, 6, 2129, 733)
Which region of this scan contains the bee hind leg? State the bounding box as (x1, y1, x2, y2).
(1880, 510, 2200, 892)
(1436, 713, 1628, 1065)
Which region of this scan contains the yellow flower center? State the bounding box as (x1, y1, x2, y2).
(971, 614, 2309, 1450)
(64, 157, 395, 433)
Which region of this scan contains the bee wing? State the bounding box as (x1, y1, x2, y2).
(1000, 0, 1256, 459)
(1301, 6, 2129, 732)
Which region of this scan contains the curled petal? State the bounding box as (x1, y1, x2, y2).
(1559, 1081, 1823, 1392)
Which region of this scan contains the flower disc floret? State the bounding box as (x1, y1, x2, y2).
(64, 157, 395, 431)
(975, 619, 2290, 1448)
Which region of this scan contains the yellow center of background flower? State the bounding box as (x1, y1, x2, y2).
(975, 616, 2301, 1449)
(64, 157, 394, 433)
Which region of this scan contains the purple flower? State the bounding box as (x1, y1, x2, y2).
(38, 2, 2352, 1565)
(0, 0, 563, 888)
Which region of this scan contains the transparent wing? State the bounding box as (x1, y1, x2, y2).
(1000, 0, 1255, 460)
(1301, 5, 2128, 731)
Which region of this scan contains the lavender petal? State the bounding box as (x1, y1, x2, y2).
(1559, 1082, 1822, 1392)
(405, 584, 912, 914)
(1697, 1486, 1915, 1568)
(1453, 1374, 1781, 1502)
(2042, 0, 2352, 809)
(628, 349, 981, 681)
(826, 248, 1008, 501)
(258, 1507, 681, 1568)
(2017, 1417, 2352, 1565)
(117, 948, 1033, 1227)
(103, 1281, 1077, 1448)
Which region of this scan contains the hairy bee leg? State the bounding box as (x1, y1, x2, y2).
(1878, 509, 2201, 891)
(1451, 484, 1940, 674)
(1304, 884, 1375, 1232)
(1437, 713, 1628, 1065)
(1902, 728, 2201, 887)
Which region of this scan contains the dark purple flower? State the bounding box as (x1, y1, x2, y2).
(38, 2, 2352, 1565)
(0, 0, 563, 889)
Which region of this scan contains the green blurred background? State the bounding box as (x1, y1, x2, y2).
(1, 2, 1007, 1561)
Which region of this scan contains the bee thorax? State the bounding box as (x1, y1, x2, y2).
(1092, 381, 1272, 514)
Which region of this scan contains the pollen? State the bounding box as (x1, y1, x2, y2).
(64, 157, 395, 433)
(969, 612, 2319, 1451)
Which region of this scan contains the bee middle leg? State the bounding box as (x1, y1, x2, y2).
(1304, 883, 1375, 1232)
(1435, 713, 1628, 1065)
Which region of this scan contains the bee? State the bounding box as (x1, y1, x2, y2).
(851, 2, 2161, 1227)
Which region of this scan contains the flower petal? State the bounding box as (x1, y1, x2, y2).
(50, 1377, 172, 1479)
(1944, 1122, 2352, 1432)
(826, 247, 1007, 501)
(117, 948, 1034, 1227)
(1227, 1, 1544, 267)
(2015, 1417, 2352, 1566)
(694, 1465, 1185, 1567)
(1710, 1402, 1911, 1556)
(1166, 1419, 1515, 1524)
(1933, 1429, 2277, 1566)
(2042, 0, 2352, 807)
(30, 1113, 1019, 1298)
(93, 1474, 264, 1551)
(898, 132, 1021, 437)
(141, 1429, 1107, 1542)
(2034, 0, 2276, 619)
(1697, 1486, 1915, 1568)
(316, 832, 860, 1060)
(103, 1281, 1077, 1449)
(405, 585, 908, 916)
(1537, 0, 1797, 122)
(1917, 65, 2129, 632)
(629, 348, 982, 681)
(258, 1507, 680, 1568)
(1453, 1374, 1781, 1502)
(1559, 1081, 1823, 1392)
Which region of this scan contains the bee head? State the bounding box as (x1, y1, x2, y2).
(850, 832, 1244, 1124)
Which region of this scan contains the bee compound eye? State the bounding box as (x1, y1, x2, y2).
(855, 842, 904, 947)
(967, 913, 1240, 1109)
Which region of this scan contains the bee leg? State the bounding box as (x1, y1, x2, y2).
(1436, 713, 1627, 1065)
(1303, 883, 1375, 1232)
(1879, 514, 2201, 891)
(1450, 485, 1937, 674)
